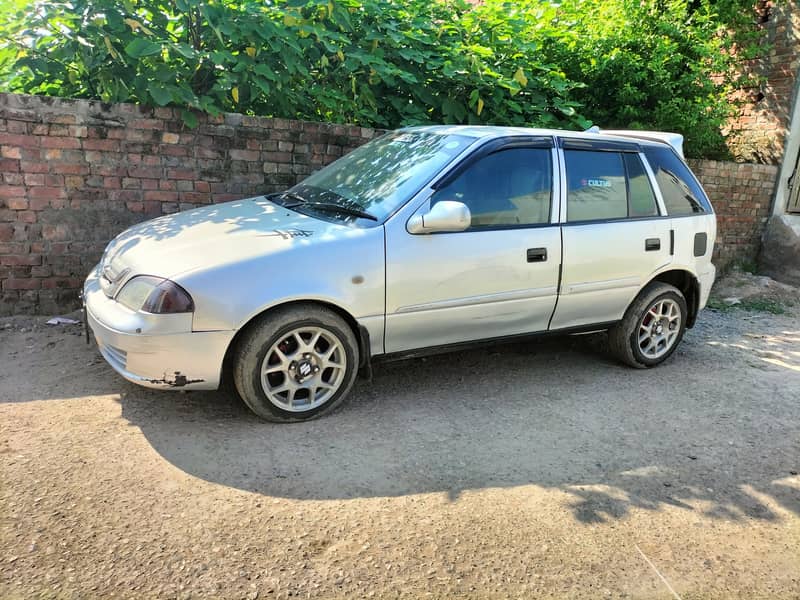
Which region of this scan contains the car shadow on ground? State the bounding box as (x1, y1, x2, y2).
(114, 327, 800, 524)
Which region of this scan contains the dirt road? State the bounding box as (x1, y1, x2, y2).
(2, 300, 799, 598)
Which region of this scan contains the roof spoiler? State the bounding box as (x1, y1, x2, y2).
(584, 126, 684, 158)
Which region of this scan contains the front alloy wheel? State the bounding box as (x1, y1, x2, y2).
(233, 304, 359, 422)
(261, 326, 347, 412)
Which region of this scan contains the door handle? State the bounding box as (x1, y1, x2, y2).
(527, 247, 547, 262)
(645, 238, 661, 252)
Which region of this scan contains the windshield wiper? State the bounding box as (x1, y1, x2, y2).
(277, 191, 309, 205)
(285, 199, 378, 221)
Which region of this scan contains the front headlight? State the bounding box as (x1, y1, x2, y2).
(116, 276, 194, 314)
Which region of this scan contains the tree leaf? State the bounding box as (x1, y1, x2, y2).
(124, 38, 162, 58)
(147, 83, 172, 106)
(513, 67, 528, 88)
(477, 96, 484, 116)
(245, 47, 256, 58)
(181, 109, 198, 128)
(231, 86, 239, 104)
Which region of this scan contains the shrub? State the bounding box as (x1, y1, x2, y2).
(0, 0, 757, 158)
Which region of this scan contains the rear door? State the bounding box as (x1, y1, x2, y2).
(549, 138, 672, 330)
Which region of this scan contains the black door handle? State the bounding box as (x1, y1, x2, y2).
(645, 238, 661, 252)
(527, 247, 547, 262)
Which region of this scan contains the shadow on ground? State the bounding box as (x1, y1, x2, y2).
(109, 320, 800, 523)
(4, 310, 798, 523)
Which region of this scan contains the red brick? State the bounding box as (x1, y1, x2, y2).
(0, 133, 39, 148)
(3, 173, 23, 185)
(129, 118, 164, 130)
(0, 224, 12, 242)
(22, 162, 51, 174)
(129, 167, 161, 179)
(144, 190, 178, 202)
(46, 113, 77, 125)
(0, 185, 25, 198)
(179, 192, 211, 203)
(41, 136, 81, 149)
(5, 198, 28, 210)
(160, 144, 189, 157)
(16, 210, 36, 223)
(104, 177, 121, 189)
(2, 278, 40, 290)
(229, 149, 260, 161)
(1, 146, 21, 159)
(194, 181, 210, 193)
(0, 158, 19, 173)
(166, 169, 195, 180)
(82, 138, 120, 152)
(29, 187, 65, 200)
(212, 193, 239, 202)
(24, 173, 45, 186)
(29, 197, 51, 211)
(1, 254, 41, 266)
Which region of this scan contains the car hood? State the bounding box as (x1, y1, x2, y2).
(102, 197, 364, 281)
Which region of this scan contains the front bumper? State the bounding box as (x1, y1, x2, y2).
(84, 266, 234, 391)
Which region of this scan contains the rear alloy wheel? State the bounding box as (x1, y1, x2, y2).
(609, 282, 688, 368)
(233, 305, 358, 422)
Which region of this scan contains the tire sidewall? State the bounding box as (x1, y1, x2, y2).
(628, 289, 687, 367)
(240, 314, 358, 422)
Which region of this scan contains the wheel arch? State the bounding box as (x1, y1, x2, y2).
(644, 268, 701, 328)
(219, 299, 371, 390)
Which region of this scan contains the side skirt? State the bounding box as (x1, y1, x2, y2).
(373, 321, 619, 364)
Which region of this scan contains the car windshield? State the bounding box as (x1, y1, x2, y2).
(283, 131, 474, 223)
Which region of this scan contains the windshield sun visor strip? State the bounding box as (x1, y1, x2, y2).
(431, 135, 555, 190)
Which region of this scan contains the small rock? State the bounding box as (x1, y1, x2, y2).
(722, 297, 741, 306)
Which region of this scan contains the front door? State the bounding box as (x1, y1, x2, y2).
(384, 144, 561, 353)
(550, 143, 672, 329)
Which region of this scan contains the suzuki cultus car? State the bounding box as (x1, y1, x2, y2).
(85, 126, 716, 421)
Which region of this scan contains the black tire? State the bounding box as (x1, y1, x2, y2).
(232, 304, 359, 422)
(608, 282, 688, 368)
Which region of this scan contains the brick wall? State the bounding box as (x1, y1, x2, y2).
(726, 0, 800, 164)
(0, 93, 380, 315)
(0, 93, 780, 315)
(688, 159, 778, 267)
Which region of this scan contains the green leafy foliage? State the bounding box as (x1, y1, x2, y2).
(0, 0, 758, 157)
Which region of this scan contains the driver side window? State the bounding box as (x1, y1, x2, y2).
(431, 148, 553, 228)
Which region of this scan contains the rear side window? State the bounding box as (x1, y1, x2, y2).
(565, 151, 627, 221)
(565, 151, 659, 222)
(643, 146, 710, 215)
(624, 154, 658, 217)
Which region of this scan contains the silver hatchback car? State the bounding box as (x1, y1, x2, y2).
(85, 126, 716, 421)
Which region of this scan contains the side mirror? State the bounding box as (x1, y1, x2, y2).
(407, 200, 471, 234)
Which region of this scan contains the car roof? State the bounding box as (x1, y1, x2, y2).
(400, 125, 684, 156)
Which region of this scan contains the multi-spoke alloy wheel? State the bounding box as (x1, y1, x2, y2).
(261, 326, 346, 412)
(608, 282, 688, 368)
(637, 298, 682, 359)
(233, 304, 359, 422)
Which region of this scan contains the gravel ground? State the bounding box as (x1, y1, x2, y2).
(1, 294, 799, 599)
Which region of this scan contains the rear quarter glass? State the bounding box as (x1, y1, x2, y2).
(643, 146, 712, 215)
